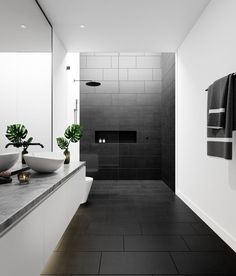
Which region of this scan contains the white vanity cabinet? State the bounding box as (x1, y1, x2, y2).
(0, 165, 85, 276)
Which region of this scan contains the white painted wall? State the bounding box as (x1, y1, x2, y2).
(53, 31, 80, 161)
(176, 0, 236, 251)
(0, 52, 51, 151)
(53, 33, 68, 150)
(66, 53, 80, 161)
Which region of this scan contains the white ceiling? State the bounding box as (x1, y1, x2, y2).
(39, 0, 210, 52)
(0, 0, 51, 52)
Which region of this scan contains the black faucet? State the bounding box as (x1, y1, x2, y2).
(5, 142, 44, 164)
(5, 142, 44, 148)
(5, 142, 22, 148)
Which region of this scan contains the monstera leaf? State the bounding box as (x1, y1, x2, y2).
(64, 124, 83, 143)
(56, 137, 69, 150)
(5, 124, 28, 143)
(24, 137, 33, 149)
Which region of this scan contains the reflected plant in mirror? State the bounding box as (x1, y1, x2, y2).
(56, 124, 83, 164)
(5, 124, 33, 164)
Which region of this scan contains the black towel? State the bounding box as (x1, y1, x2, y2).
(207, 73, 236, 159)
(207, 76, 228, 129)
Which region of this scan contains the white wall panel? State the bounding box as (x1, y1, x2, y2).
(176, 0, 236, 251)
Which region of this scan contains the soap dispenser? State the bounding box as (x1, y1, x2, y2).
(99, 138, 102, 143)
(103, 138, 106, 143)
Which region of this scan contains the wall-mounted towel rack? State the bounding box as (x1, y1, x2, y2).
(205, 73, 236, 91)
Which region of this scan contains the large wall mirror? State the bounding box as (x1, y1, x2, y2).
(0, 0, 52, 152)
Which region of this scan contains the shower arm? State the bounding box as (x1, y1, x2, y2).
(74, 79, 92, 82)
(74, 79, 101, 87)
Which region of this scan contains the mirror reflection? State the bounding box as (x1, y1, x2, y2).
(0, 0, 52, 152)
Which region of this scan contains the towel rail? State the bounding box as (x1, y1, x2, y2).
(205, 73, 236, 91)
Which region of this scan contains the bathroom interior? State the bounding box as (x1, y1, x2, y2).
(1, 0, 236, 275)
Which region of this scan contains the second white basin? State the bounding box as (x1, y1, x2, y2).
(0, 152, 20, 172)
(24, 152, 65, 173)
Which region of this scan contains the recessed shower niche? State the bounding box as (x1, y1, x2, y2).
(95, 131, 137, 144)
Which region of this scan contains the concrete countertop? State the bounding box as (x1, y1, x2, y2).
(10, 161, 29, 174)
(0, 161, 85, 237)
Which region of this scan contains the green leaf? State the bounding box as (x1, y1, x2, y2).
(24, 137, 33, 149)
(26, 137, 33, 144)
(5, 124, 28, 143)
(56, 137, 69, 150)
(64, 124, 83, 143)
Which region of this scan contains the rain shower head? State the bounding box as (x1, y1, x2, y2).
(74, 79, 101, 86)
(85, 81, 101, 87)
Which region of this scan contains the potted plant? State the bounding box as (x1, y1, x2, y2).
(5, 124, 33, 164)
(56, 124, 83, 164)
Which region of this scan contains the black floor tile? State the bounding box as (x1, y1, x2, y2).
(106, 212, 139, 222)
(58, 235, 123, 251)
(154, 275, 223, 276)
(100, 252, 177, 274)
(191, 222, 216, 235)
(138, 212, 200, 223)
(64, 218, 90, 235)
(124, 235, 189, 251)
(182, 235, 232, 251)
(171, 252, 236, 274)
(87, 222, 141, 235)
(72, 275, 151, 276)
(41, 251, 101, 274)
(41, 180, 236, 275)
(162, 211, 201, 222)
(107, 216, 139, 223)
(141, 222, 197, 235)
(77, 213, 108, 222)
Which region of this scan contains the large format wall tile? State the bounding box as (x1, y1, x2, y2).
(145, 80, 162, 93)
(128, 69, 153, 80)
(95, 81, 119, 93)
(119, 56, 136, 68)
(153, 68, 162, 80)
(137, 56, 161, 69)
(87, 56, 111, 68)
(80, 68, 103, 80)
(80, 53, 163, 180)
(119, 81, 145, 93)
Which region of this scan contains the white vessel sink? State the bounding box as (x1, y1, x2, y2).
(0, 152, 20, 172)
(24, 152, 65, 173)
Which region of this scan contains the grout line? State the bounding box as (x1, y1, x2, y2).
(98, 251, 102, 274)
(123, 234, 125, 251)
(179, 235, 191, 251)
(169, 251, 180, 274)
(48, 249, 231, 253)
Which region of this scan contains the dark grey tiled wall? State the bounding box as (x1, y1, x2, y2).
(80, 53, 162, 180)
(161, 53, 175, 190)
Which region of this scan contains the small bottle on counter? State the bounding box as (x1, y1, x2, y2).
(99, 138, 102, 143)
(103, 139, 106, 143)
